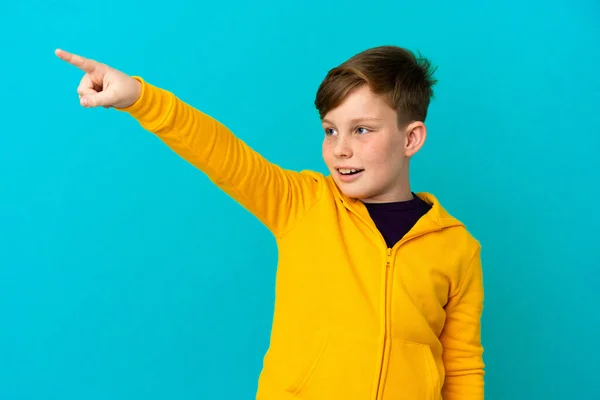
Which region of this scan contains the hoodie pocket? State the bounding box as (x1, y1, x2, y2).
(286, 330, 330, 394)
(381, 339, 441, 400)
(283, 331, 379, 398)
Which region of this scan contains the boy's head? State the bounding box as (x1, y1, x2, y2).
(315, 46, 437, 203)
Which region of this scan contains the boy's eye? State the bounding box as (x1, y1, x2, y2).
(324, 128, 336, 135)
(356, 127, 369, 134)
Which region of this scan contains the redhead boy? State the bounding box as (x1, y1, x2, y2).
(56, 45, 484, 400)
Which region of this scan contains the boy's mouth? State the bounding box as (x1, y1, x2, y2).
(337, 168, 364, 176)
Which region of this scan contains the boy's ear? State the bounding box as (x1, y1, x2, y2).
(404, 121, 427, 157)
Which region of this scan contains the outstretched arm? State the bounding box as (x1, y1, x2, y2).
(56, 49, 321, 236)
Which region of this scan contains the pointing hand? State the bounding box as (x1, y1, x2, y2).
(55, 48, 142, 109)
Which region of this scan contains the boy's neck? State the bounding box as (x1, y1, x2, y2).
(360, 189, 414, 204)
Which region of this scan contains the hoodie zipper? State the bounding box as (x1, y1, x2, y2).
(377, 247, 393, 399)
(340, 200, 394, 400)
(341, 198, 446, 400)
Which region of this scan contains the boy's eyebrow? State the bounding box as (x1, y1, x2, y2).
(322, 117, 383, 125)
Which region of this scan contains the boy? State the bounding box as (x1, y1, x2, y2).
(55, 45, 484, 400)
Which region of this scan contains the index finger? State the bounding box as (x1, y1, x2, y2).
(55, 48, 100, 73)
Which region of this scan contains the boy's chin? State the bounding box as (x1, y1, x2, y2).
(336, 183, 372, 200)
(335, 181, 392, 203)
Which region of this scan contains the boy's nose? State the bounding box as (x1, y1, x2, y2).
(333, 137, 353, 158)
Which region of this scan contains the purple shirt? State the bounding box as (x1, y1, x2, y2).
(363, 193, 432, 248)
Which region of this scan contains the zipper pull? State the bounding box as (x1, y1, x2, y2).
(386, 248, 392, 267)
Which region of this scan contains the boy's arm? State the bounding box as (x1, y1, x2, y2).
(120, 77, 321, 236)
(440, 245, 485, 400)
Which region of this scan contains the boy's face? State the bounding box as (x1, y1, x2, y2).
(321, 85, 425, 203)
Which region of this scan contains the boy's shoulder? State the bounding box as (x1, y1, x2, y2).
(416, 191, 481, 251)
(415, 192, 483, 286)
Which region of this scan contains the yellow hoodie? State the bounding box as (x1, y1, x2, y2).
(121, 78, 485, 400)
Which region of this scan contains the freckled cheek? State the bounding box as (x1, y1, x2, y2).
(361, 144, 390, 167)
(321, 141, 334, 165)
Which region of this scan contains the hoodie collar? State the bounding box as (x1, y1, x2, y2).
(326, 176, 464, 239)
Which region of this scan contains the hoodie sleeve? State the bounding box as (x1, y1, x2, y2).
(440, 245, 485, 400)
(118, 77, 321, 236)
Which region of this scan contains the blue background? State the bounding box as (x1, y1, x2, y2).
(1, 0, 599, 399)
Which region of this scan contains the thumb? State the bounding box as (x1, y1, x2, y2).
(80, 90, 114, 108)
